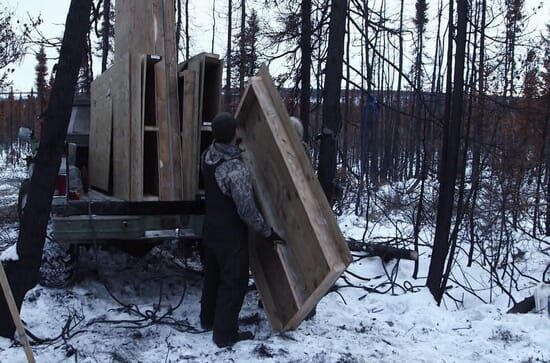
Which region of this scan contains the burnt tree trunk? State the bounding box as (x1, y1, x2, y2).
(546, 105, 550, 237)
(225, 0, 233, 109)
(176, 0, 182, 60)
(318, 0, 347, 203)
(300, 0, 312, 142)
(0, 0, 92, 338)
(101, 0, 111, 72)
(238, 0, 246, 95)
(427, 0, 469, 304)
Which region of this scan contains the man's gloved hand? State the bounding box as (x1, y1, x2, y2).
(267, 229, 286, 247)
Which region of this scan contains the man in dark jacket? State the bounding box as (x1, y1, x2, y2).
(200, 112, 279, 348)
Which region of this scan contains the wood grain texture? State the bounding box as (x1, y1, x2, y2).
(161, 0, 183, 199)
(114, 0, 181, 201)
(111, 54, 132, 200)
(235, 68, 352, 332)
(89, 68, 113, 192)
(180, 70, 198, 200)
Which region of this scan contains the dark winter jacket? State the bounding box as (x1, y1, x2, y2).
(202, 142, 271, 238)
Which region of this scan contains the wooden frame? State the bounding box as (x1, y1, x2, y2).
(178, 53, 223, 200)
(235, 66, 352, 331)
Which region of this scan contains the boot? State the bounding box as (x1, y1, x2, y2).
(215, 331, 254, 348)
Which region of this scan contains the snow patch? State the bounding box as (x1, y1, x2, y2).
(0, 244, 19, 262)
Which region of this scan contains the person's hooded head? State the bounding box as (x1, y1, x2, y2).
(290, 117, 304, 141)
(212, 112, 237, 144)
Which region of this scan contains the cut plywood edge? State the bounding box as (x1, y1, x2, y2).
(89, 69, 113, 192)
(235, 67, 351, 332)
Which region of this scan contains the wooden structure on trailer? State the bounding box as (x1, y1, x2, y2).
(89, 0, 183, 201)
(235, 66, 352, 331)
(177, 53, 223, 200)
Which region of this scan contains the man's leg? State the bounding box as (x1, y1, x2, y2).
(212, 243, 250, 346)
(200, 244, 219, 330)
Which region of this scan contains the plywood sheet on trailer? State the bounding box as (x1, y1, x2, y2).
(115, 0, 182, 201)
(179, 69, 198, 200)
(89, 69, 113, 192)
(235, 67, 352, 332)
(111, 54, 132, 200)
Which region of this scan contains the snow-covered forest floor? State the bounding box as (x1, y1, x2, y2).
(0, 151, 549, 363)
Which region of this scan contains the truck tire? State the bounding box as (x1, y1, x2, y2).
(17, 179, 30, 220)
(39, 240, 77, 288)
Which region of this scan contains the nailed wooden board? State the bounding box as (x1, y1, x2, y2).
(179, 69, 198, 200)
(89, 69, 113, 192)
(235, 67, 352, 332)
(161, 0, 183, 200)
(111, 54, 132, 200)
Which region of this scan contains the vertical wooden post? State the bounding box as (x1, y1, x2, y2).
(0, 263, 35, 363)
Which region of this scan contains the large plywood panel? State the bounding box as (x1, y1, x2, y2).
(115, 0, 181, 201)
(111, 54, 132, 200)
(160, 0, 183, 199)
(89, 70, 113, 192)
(180, 70, 198, 200)
(235, 67, 352, 332)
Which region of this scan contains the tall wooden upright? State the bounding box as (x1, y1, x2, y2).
(111, 0, 182, 201)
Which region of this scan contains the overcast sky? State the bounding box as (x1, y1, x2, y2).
(3, 0, 550, 92)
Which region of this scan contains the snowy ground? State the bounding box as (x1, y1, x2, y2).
(0, 154, 549, 362)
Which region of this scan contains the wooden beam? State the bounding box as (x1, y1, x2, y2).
(180, 70, 198, 200)
(51, 200, 205, 216)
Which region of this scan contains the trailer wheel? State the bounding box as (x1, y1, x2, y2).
(39, 240, 77, 288)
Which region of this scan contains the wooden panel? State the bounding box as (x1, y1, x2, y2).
(180, 70, 198, 200)
(180, 53, 223, 195)
(115, 0, 155, 60)
(235, 67, 352, 332)
(161, 0, 183, 199)
(89, 69, 113, 192)
(111, 54, 132, 200)
(155, 62, 171, 199)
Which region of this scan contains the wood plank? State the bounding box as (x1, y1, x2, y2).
(235, 68, 352, 332)
(0, 263, 35, 363)
(89, 69, 113, 192)
(155, 62, 172, 199)
(128, 53, 145, 200)
(52, 200, 205, 217)
(180, 70, 198, 200)
(162, 0, 183, 199)
(111, 54, 132, 200)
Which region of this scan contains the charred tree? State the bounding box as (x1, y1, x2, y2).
(0, 0, 92, 338)
(427, 0, 469, 304)
(238, 0, 246, 95)
(101, 0, 111, 72)
(300, 0, 312, 142)
(318, 0, 347, 203)
(225, 0, 233, 108)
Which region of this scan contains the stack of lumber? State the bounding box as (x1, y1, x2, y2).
(236, 66, 353, 331)
(89, 0, 182, 201)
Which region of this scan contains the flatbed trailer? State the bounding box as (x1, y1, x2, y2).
(50, 190, 205, 245)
